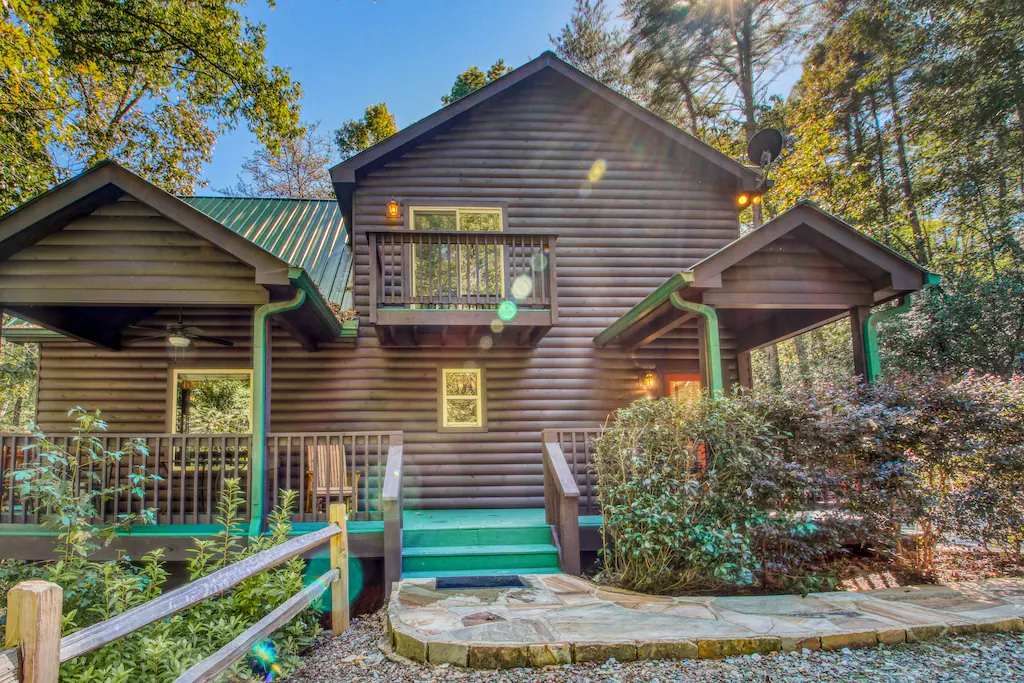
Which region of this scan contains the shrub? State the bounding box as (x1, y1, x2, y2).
(593, 372, 1024, 593)
(593, 394, 842, 595)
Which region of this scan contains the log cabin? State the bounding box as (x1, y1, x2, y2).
(0, 52, 934, 596)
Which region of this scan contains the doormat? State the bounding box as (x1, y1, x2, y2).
(435, 575, 525, 590)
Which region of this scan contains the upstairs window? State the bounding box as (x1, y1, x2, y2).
(438, 367, 485, 431)
(409, 206, 504, 302)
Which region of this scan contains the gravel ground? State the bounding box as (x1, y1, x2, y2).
(286, 610, 1024, 683)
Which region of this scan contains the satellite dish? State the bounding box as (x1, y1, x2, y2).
(747, 128, 783, 167)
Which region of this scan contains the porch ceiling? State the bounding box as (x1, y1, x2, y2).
(594, 202, 937, 351)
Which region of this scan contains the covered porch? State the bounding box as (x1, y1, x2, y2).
(0, 162, 384, 555)
(593, 202, 938, 392)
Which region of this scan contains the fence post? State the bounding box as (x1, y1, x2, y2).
(328, 503, 349, 634)
(5, 581, 62, 683)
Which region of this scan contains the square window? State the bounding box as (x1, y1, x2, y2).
(439, 367, 485, 431)
(171, 369, 252, 434)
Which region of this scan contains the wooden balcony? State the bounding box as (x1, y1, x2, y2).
(367, 229, 557, 346)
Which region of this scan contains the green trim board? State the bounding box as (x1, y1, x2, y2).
(593, 271, 694, 347)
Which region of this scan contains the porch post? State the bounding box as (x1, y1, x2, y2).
(737, 351, 752, 390)
(249, 289, 307, 538)
(670, 292, 723, 394)
(849, 305, 871, 382)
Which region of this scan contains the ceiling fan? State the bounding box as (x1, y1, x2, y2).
(127, 310, 233, 348)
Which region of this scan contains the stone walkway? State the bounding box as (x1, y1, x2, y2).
(386, 574, 1024, 668)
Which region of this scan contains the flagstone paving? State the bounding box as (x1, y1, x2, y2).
(385, 574, 1024, 668)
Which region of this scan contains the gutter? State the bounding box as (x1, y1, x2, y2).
(288, 267, 345, 339)
(864, 272, 941, 383)
(669, 292, 724, 395)
(248, 288, 306, 538)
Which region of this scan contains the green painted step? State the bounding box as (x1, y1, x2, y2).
(402, 525, 552, 548)
(401, 543, 560, 573)
(401, 567, 562, 580)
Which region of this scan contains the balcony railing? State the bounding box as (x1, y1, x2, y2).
(1, 431, 402, 528)
(367, 229, 557, 319)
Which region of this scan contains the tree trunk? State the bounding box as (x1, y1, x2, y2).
(869, 89, 891, 225)
(793, 335, 812, 391)
(765, 344, 782, 390)
(886, 72, 928, 264)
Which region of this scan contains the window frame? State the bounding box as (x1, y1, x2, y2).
(167, 367, 254, 434)
(437, 366, 487, 433)
(664, 373, 702, 404)
(407, 204, 508, 302)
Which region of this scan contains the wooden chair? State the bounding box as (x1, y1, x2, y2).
(305, 443, 359, 516)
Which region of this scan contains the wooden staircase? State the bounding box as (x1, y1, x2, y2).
(399, 509, 562, 580)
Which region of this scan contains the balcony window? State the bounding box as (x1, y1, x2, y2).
(410, 207, 504, 304)
(438, 367, 485, 431)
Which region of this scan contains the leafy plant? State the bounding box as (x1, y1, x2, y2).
(6, 407, 161, 562)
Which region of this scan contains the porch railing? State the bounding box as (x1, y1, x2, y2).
(266, 431, 403, 523)
(0, 434, 251, 526)
(367, 229, 557, 314)
(1, 431, 403, 528)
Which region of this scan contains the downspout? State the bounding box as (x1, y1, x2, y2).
(248, 288, 307, 538)
(864, 273, 940, 383)
(670, 292, 724, 395)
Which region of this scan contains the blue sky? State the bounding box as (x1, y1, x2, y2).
(202, 0, 802, 191)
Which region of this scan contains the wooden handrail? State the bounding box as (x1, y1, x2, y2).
(172, 568, 339, 683)
(542, 429, 581, 575)
(382, 438, 404, 598)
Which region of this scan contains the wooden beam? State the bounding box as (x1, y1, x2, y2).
(850, 305, 871, 381)
(623, 310, 695, 352)
(737, 309, 850, 353)
(4, 306, 125, 350)
(5, 581, 63, 683)
(703, 291, 873, 309)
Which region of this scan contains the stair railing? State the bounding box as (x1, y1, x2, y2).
(381, 434, 404, 597)
(541, 429, 581, 575)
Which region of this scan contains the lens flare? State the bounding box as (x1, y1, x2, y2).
(531, 249, 548, 272)
(588, 159, 607, 183)
(490, 319, 505, 333)
(479, 335, 493, 350)
(497, 300, 518, 321)
(578, 181, 592, 198)
(511, 274, 533, 300)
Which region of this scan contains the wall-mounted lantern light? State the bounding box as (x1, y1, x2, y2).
(640, 369, 657, 391)
(386, 199, 401, 219)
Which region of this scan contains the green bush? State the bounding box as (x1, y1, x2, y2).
(593, 395, 842, 595)
(1, 410, 321, 682)
(594, 372, 1024, 593)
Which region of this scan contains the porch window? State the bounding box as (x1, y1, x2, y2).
(171, 369, 252, 434)
(438, 367, 485, 431)
(666, 373, 702, 404)
(409, 206, 504, 303)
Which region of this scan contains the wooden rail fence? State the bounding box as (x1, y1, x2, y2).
(0, 504, 351, 683)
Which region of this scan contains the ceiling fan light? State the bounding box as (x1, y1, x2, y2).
(167, 335, 191, 348)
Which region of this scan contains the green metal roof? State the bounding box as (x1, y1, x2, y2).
(181, 196, 352, 308)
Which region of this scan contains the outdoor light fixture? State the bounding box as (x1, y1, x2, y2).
(736, 192, 762, 208)
(751, 194, 762, 205)
(641, 369, 657, 391)
(737, 193, 750, 207)
(167, 334, 192, 349)
(386, 199, 400, 219)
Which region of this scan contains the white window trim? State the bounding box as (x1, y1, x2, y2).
(168, 367, 254, 434)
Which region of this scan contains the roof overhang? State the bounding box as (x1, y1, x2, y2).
(595, 203, 938, 350)
(330, 51, 762, 236)
(0, 161, 346, 349)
